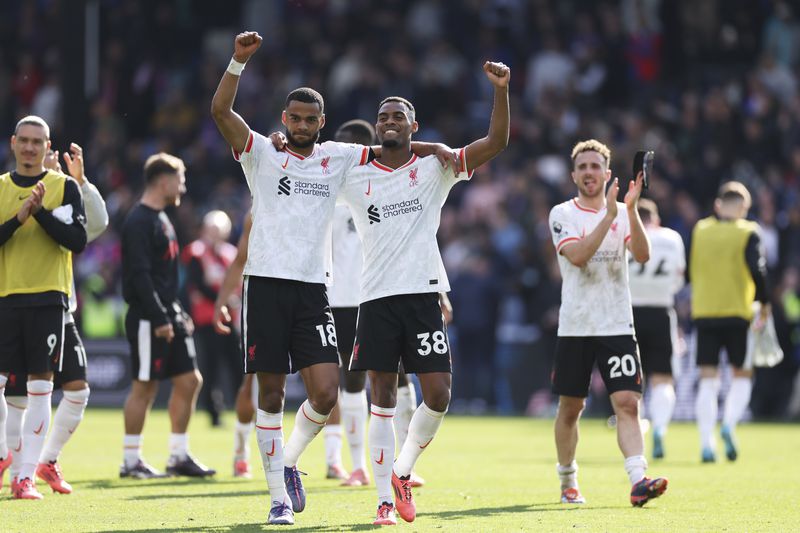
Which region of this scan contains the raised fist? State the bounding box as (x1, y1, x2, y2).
(483, 61, 511, 88)
(234, 31, 263, 63)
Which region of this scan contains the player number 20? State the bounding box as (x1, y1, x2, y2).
(417, 331, 448, 356)
(608, 354, 637, 378)
(316, 324, 337, 347)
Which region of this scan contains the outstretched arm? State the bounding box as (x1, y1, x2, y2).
(463, 62, 510, 172)
(211, 31, 263, 154)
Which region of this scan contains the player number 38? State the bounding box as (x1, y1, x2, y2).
(417, 331, 448, 356)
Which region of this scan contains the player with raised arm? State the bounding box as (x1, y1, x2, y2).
(549, 139, 667, 507)
(338, 61, 510, 525)
(3, 143, 108, 496)
(628, 198, 685, 460)
(211, 32, 373, 526)
(211, 31, 455, 526)
(0, 116, 87, 500)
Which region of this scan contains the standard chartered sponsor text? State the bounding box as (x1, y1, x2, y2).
(294, 181, 330, 197)
(382, 198, 423, 218)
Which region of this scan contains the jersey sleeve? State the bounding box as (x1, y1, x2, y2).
(233, 130, 271, 189)
(549, 205, 580, 253)
(331, 141, 370, 170)
(672, 230, 687, 293)
(82, 180, 109, 242)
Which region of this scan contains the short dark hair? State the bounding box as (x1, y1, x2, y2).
(285, 87, 324, 113)
(335, 119, 376, 145)
(378, 96, 415, 121)
(144, 152, 185, 185)
(637, 198, 659, 224)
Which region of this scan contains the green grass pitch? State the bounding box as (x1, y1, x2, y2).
(2, 409, 798, 532)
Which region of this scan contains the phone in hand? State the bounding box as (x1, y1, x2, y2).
(633, 150, 654, 190)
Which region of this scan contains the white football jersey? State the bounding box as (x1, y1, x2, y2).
(340, 149, 471, 303)
(629, 225, 685, 308)
(234, 131, 369, 284)
(328, 205, 362, 308)
(549, 198, 635, 337)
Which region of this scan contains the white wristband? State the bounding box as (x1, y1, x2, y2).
(227, 58, 246, 76)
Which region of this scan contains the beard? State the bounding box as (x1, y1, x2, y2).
(381, 138, 400, 148)
(286, 129, 319, 149)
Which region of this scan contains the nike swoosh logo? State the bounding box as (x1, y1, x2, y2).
(265, 440, 276, 457)
(375, 450, 384, 465)
(419, 438, 433, 449)
(18, 195, 28, 200)
(281, 156, 290, 169)
(349, 420, 356, 434)
(13, 442, 22, 452)
(365, 180, 371, 196)
(33, 421, 44, 435)
(67, 426, 78, 435)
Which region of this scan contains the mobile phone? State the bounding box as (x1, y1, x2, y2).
(633, 150, 654, 189)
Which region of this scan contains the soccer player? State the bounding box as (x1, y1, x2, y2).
(629, 198, 685, 460)
(212, 214, 256, 479)
(211, 32, 452, 525)
(338, 61, 510, 525)
(4, 143, 109, 496)
(548, 139, 667, 507)
(181, 210, 241, 427)
(689, 181, 769, 463)
(120, 153, 216, 480)
(0, 116, 87, 499)
(211, 32, 373, 526)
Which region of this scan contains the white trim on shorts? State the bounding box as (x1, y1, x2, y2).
(242, 276, 249, 371)
(137, 320, 152, 381)
(57, 310, 66, 373)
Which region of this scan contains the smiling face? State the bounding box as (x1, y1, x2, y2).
(11, 123, 50, 175)
(376, 101, 418, 149)
(282, 100, 325, 149)
(571, 150, 611, 199)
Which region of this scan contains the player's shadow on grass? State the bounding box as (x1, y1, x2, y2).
(417, 502, 618, 520)
(75, 478, 243, 490)
(123, 485, 371, 501)
(96, 524, 378, 532)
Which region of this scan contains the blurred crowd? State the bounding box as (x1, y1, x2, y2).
(2, 0, 800, 418)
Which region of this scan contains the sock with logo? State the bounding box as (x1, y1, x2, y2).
(20, 380, 53, 480)
(395, 382, 417, 448)
(394, 403, 446, 478)
(649, 382, 676, 436)
(283, 400, 329, 468)
(234, 421, 254, 462)
(6, 396, 27, 479)
(341, 390, 367, 471)
(722, 377, 752, 430)
(256, 409, 288, 507)
(624, 455, 648, 485)
(696, 378, 720, 450)
(123, 434, 143, 468)
(323, 424, 343, 468)
(369, 405, 395, 508)
(40, 388, 90, 463)
(168, 433, 189, 463)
